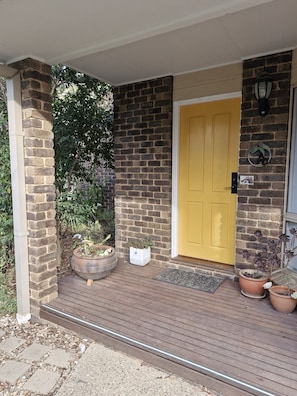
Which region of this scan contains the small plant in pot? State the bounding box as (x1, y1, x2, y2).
(71, 221, 118, 283)
(128, 236, 153, 266)
(239, 230, 281, 299)
(267, 283, 297, 314)
(264, 228, 297, 313)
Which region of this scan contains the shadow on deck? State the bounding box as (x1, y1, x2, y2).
(41, 260, 297, 396)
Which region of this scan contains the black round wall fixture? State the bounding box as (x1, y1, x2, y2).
(248, 143, 272, 167)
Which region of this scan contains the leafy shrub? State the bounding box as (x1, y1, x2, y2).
(52, 66, 115, 247)
(0, 276, 16, 315)
(57, 179, 115, 244)
(0, 78, 14, 275)
(52, 65, 114, 192)
(0, 77, 15, 314)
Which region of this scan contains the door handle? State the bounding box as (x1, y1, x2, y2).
(231, 172, 238, 194)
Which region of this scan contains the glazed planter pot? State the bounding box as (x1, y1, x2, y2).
(269, 285, 297, 314)
(129, 247, 151, 266)
(238, 269, 269, 299)
(71, 245, 118, 280)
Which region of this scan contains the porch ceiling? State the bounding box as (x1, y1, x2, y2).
(0, 0, 297, 85)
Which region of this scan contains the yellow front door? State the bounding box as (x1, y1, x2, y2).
(178, 98, 240, 265)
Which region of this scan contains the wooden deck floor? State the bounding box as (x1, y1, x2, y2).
(41, 260, 297, 396)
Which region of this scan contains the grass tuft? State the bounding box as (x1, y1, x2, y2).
(0, 273, 17, 315)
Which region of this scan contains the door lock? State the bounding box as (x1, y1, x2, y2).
(231, 172, 238, 194)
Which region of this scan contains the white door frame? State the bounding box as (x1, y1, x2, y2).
(171, 92, 241, 258)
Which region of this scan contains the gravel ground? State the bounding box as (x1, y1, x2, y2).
(0, 315, 91, 395)
(0, 315, 222, 395)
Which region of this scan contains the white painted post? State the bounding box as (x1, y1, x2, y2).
(6, 73, 31, 323)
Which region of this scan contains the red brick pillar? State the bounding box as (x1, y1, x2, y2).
(236, 51, 292, 271)
(113, 76, 173, 265)
(11, 59, 58, 319)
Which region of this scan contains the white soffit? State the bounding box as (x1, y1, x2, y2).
(0, 0, 296, 85)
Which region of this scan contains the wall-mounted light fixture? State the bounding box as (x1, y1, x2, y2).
(254, 71, 273, 117)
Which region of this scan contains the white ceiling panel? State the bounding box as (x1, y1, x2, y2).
(221, 1, 297, 57)
(0, 0, 296, 85)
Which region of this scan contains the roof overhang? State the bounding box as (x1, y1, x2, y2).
(0, 0, 297, 85)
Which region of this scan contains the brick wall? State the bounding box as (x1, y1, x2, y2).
(113, 76, 173, 263)
(235, 51, 292, 271)
(12, 59, 58, 318)
(95, 167, 115, 210)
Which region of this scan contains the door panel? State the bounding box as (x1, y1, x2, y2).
(178, 98, 240, 265)
(212, 114, 230, 191)
(188, 202, 202, 244)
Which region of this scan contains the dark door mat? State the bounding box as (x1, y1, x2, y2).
(154, 268, 224, 293)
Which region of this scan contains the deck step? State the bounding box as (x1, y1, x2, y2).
(41, 304, 253, 396)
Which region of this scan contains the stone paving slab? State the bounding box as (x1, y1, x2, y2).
(18, 342, 50, 362)
(0, 360, 31, 384)
(56, 342, 211, 396)
(0, 337, 25, 353)
(0, 336, 79, 395)
(44, 349, 72, 368)
(23, 369, 61, 395)
(0, 322, 219, 396)
(0, 330, 5, 338)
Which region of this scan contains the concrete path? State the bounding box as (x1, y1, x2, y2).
(0, 325, 221, 395)
(56, 343, 219, 396)
(0, 315, 220, 396)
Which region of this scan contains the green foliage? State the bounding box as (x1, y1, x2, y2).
(0, 77, 8, 132)
(0, 77, 14, 274)
(0, 135, 12, 214)
(128, 236, 153, 249)
(57, 179, 114, 244)
(0, 274, 16, 315)
(0, 77, 15, 314)
(95, 208, 115, 243)
(0, 213, 14, 265)
(57, 178, 103, 232)
(0, 77, 11, 214)
(52, 65, 114, 192)
(53, 66, 115, 248)
(73, 233, 112, 257)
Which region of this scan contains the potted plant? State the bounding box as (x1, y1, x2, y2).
(268, 285, 297, 314)
(128, 236, 153, 266)
(239, 230, 282, 298)
(265, 227, 297, 313)
(71, 221, 118, 283)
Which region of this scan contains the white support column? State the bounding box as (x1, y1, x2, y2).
(6, 73, 31, 323)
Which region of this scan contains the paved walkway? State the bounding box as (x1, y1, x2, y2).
(0, 331, 72, 394)
(0, 326, 220, 395)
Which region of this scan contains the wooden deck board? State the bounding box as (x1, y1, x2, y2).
(41, 260, 297, 396)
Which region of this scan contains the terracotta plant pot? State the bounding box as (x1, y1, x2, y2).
(71, 245, 118, 281)
(269, 285, 297, 314)
(238, 269, 269, 298)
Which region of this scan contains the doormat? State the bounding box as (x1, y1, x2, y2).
(154, 268, 224, 293)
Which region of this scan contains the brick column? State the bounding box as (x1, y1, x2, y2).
(12, 59, 58, 318)
(235, 51, 292, 271)
(113, 76, 173, 265)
